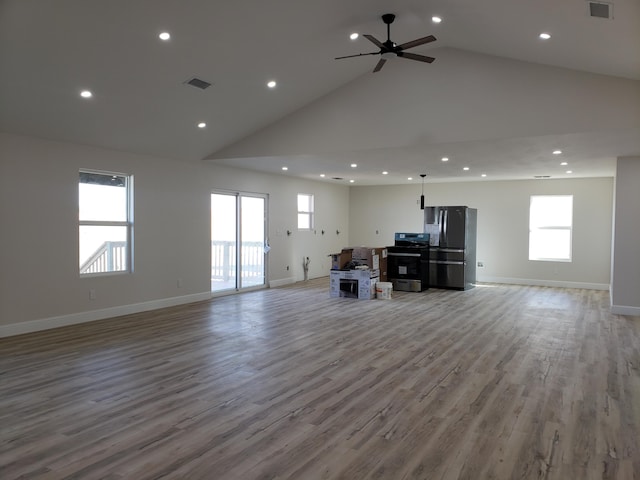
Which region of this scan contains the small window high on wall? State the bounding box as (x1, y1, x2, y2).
(297, 193, 314, 230)
(529, 195, 573, 262)
(79, 170, 133, 275)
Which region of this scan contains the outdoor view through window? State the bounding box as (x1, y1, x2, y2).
(79, 171, 132, 274)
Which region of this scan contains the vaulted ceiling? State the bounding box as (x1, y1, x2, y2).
(1, 0, 639, 185)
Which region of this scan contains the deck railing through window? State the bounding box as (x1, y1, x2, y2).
(211, 240, 264, 283)
(80, 240, 263, 281)
(80, 241, 127, 274)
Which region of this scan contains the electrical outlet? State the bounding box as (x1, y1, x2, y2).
(89, 289, 96, 300)
(477, 261, 484, 268)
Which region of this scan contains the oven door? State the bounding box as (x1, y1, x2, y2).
(387, 252, 422, 279)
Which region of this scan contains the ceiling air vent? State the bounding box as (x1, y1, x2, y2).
(332, 177, 344, 181)
(588, 1, 613, 19)
(184, 77, 212, 90)
(534, 175, 551, 179)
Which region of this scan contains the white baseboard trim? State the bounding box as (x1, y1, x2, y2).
(0, 292, 211, 338)
(478, 276, 609, 291)
(269, 277, 297, 288)
(610, 305, 640, 316)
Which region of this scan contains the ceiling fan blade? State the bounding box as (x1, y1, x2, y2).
(373, 58, 386, 73)
(397, 52, 435, 63)
(363, 34, 385, 49)
(397, 35, 436, 51)
(335, 52, 378, 60)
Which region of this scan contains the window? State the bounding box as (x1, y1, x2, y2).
(529, 195, 573, 262)
(297, 193, 314, 230)
(79, 171, 133, 275)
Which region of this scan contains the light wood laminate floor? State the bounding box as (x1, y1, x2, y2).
(1, 280, 639, 479)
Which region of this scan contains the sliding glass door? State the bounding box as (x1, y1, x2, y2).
(211, 192, 267, 293)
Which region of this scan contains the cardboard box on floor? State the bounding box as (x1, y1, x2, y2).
(350, 247, 388, 281)
(329, 269, 379, 299)
(328, 248, 353, 270)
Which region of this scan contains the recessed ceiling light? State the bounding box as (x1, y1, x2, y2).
(350, 163, 357, 168)
(197, 122, 206, 128)
(282, 166, 288, 171)
(463, 167, 470, 171)
(382, 171, 388, 175)
(80, 90, 92, 98)
(159, 32, 171, 41)
(349, 179, 355, 183)
(539, 33, 551, 40)
(566, 170, 573, 174)
(481, 174, 487, 177)
(267, 80, 277, 88)
(320, 174, 325, 178)
(408, 177, 413, 181)
(432, 16, 442, 23)
(441, 157, 449, 162)
(350, 32, 359, 40)
(553, 150, 562, 155)
(560, 161, 568, 166)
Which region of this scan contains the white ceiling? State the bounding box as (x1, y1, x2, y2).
(1, 0, 639, 185)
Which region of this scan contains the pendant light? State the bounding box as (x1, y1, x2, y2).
(419, 174, 426, 209)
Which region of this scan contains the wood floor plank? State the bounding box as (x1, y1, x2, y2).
(1, 279, 640, 479)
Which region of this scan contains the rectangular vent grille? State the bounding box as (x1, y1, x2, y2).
(589, 1, 612, 19)
(185, 77, 212, 90)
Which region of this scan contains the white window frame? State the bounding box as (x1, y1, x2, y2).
(79, 169, 133, 276)
(297, 193, 314, 230)
(528, 194, 573, 262)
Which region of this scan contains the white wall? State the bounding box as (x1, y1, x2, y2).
(610, 156, 640, 315)
(349, 178, 613, 288)
(0, 131, 630, 337)
(0, 133, 349, 335)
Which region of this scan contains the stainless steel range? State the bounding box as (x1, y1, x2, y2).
(387, 233, 430, 292)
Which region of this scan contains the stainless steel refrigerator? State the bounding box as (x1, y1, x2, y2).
(424, 206, 477, 290)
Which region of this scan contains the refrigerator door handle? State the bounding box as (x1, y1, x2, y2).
(441, 209, 448, 245)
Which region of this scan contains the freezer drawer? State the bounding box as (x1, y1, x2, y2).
(429, 248, 465, 262)
(429, 260, 466, 290)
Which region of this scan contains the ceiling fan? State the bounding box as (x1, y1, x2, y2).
(336, 13, 436, 73)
